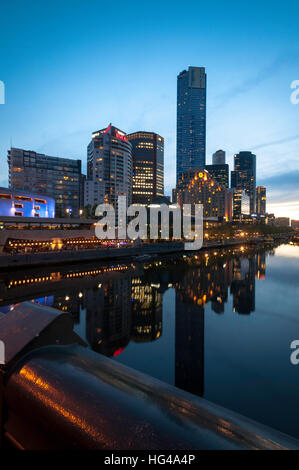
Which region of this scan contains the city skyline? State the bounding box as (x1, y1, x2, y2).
(0, 0, 298, 218)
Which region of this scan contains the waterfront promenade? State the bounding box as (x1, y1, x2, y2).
(0, 233, 291, 270)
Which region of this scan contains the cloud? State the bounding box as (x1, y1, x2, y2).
(259, 170, 299, 218)
(259, 170, 299, 189)
(214, 51, 299, 108)
(0, 179, 8, 188)
(251, 134, 299, 151)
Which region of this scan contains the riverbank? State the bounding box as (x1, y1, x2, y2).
(0, 233, 292, 271)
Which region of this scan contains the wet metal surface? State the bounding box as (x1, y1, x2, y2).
(4, 343, 299, 450)
(0, 302, 65, 365)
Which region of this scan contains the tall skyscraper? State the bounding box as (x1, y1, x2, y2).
(84, 124, 132, 208)
(8, 147, 82, 217)
(256, 186, 266, 216)
(205, 164, 229, 188)
(127, 131, 164, 205)
(212, 149, 226, 165)
(231, 151, 256, 214)
(176, 66, 206, 183)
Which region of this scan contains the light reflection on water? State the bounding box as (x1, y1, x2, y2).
(273, 244, 299, 258)
(1, 243, 299, 439)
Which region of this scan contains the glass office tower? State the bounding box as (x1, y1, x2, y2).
(212, 149, 226, 165)
(256, 186, 266, 215)
(127, 131, 164, 205)
(231, 151, 256, 214)
(176, 66, 206, 184)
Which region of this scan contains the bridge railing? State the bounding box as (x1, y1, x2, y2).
(1, 302, 298, 450)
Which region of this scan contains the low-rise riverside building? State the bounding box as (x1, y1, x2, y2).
(0, 216, 97, 253)
(0, 187, 55, 218)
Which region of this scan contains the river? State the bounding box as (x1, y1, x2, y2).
(1, 242, 299, 438)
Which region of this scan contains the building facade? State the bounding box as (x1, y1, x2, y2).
(127, 131, 164, 205)
(205, 164, 229, 188)
(176, 169, 227, 219)
(231, 151, 256, 215)
(291, 220, 299, 231)
(8, 147, 82, 217)
(256, 186, 266, 216)
(274, 217, 290, 227)
(232, 189, 250, 221)
(0, 187, 55, 218)
(212, 149, 226, 165)
(176, 67, 207, 183)
(84, 124, 132, 209)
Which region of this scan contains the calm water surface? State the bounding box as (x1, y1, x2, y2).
(1, 243, 299, 438)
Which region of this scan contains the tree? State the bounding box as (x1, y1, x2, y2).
(83, 204, 91, 218)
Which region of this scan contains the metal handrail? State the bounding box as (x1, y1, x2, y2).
(1, 303, 299, 450)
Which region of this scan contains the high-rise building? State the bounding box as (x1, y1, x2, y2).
(256, 186, 266, 216)
(127, 131, 164, 205)
(231, 151, 256, 214)
(8, 147, 82, 217)
(176, 169, 227, 219)
(176, 66, 206, 183)
(212, 149, 226, 165)
(232, 189, 250, 221)
(205, 164, 229, 188)
(84, 124, 132, 208)
(79, 174, 86, 215)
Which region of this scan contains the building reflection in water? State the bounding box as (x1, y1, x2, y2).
(230, 257, 256, 314)
(85, 278, 132, 356)
(175, 294, 204, 397)
(0, 248, 267, 397)
(131, 278, 162, 343)
(82, 277, 163, 357)
(173, 252, 264, 397)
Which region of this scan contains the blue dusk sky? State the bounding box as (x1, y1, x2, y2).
(0, 0, 299, 218)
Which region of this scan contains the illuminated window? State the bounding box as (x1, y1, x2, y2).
(15, 195, 33, 202)
(34, 198, 46, 204)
